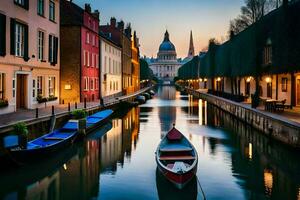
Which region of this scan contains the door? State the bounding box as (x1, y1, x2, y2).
(297, 79, 300, 105)
(16, 74, 27, 109)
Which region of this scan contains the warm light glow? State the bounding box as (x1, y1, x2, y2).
(199, 78, 203, 82)
(64, 84, 72, 90)
(204, 101, 207, 125)
(298, 187, 300, 200)
(63, 164, 67, 170)
(248, 143, 252, 159)
(217, 77, 221, 82)
(265, 77, 272, 83)
(246, 77, 253, 83)
(204, 78, 207, 82)
(264, 169, 273, 196)
(199, 99, 203, 125)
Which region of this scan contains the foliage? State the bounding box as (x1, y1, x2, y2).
(72, 109, 87, 120)
(0, 99, 8, 108)
(13, 122, 28, 136)
(140, 58, 154, 81)
(48, 95, 58, 101)
(228, 0, 285, 35)
(37, 95, 58, 103)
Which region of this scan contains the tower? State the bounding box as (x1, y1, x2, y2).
(187, 30, 195, 58)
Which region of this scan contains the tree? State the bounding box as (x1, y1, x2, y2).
(228, 0, 284, 35)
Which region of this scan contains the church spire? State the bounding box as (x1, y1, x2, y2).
(187, 30, 195, 58)
(164, 30, 170, 42)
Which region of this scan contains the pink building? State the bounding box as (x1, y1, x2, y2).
(60, 1, 100, 103)
(0, 0, 60, 114)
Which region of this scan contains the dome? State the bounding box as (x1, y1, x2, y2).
(159, 31, 176, 52)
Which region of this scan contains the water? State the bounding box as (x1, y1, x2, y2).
(1, 86, 300, 200)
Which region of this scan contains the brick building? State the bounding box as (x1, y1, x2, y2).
(60, 0, 99, 103)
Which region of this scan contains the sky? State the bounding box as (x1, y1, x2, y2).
(74, 0, 244, 58)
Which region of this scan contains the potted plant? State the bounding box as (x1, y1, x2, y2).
(13, 122, 28, 149)
(71, 109, 87, 136)
(37, 95, 48, 103)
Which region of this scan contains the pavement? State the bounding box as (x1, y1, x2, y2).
(0, 86, 153, 127)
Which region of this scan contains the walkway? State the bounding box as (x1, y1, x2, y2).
(0, 86, 152, 128)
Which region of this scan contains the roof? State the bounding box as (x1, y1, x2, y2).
(99, 32, 122, 49)
(159, 30, 176, 52)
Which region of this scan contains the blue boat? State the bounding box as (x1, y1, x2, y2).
(7, 109, 113, 163)
(8, 121, 78, 162)
(86, 109, 114, 133)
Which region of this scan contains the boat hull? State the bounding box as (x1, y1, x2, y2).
(156, 158, 197, 189)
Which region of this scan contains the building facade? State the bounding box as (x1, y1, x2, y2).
(100, 18, 134, 95)
(131, 31, 140, 92)
(99, 33, 122, 100)
(0, 0, 60, 114)
(148, 31, 184, 84)
(60, 1, 99, 103)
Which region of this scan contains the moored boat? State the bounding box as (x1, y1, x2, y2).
(156, 126, 198, 189)
(86, 109, 114, 133)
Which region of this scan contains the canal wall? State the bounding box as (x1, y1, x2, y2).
(182, 87, 300, 148)
(0, 86, 154, 137)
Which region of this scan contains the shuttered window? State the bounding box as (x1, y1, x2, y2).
(0, 14, 6, 57)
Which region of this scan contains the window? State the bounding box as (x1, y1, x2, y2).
(95, 78, 99, 90)
(84, 77, 89, 91)
(86, 32, 90, 44)
(263, 39, 272, 65)
(15, 23, 25, 57)
(281, 78, 288, 92)
(92, 35, 95, 46)
(0, 73, 5, 100)
(49, 1, 55, 22)
(83, 50, 86, 66)
(12, 78, 16, 98)
(48, 35, 58, 64)
(109, 58, 111, 73)
(32, 79, 36, 98)
(37, 0, 44, 16)
(48, 77, 55, 96)
(267, 83, 272, 98)
(90, 78, 94, 90)
(38, 31, 44, 60)
(104, 56, 107, 71)
(96, 55, 99, 68)
(14, 0, 28, 9)
(37, 76, 43, 96)
(0, 13, 6, 57)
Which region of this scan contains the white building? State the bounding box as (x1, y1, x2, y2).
(100, 34, 122, 99)
(148, 30, 195, 84)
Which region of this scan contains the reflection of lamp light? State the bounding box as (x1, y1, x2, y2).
(264, 169, 273, 196)
(64, 84, 72, 90)
(246, 77, 252, 83)
(297, 187, 300, 200)
(248, 143, 252, 159)
(217, 77, 221, 82)
(265, 77, 272, 83)
(63, 164, 67, 170)
(204, 78, 207, 82)
(199, 78, 203, 82)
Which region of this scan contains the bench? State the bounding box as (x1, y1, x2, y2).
(159, 155, 195, 161)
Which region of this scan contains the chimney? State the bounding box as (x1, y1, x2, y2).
(110, 17, 116, 28)
(85, 4, 91, 13)
(125, 23, 132, 38)
(117, 21, 124, 31)
(93, 10, 100, 19)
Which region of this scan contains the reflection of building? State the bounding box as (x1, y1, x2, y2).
(0, 0, 60, 114)
(122, 107, 140, 158)
(100, 119, 123, 172)
(59, 140, 101, 200)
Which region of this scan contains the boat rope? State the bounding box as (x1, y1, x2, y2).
(196, 175, 207, 200)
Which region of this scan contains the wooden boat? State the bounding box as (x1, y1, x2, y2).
(8, 121, 78, 162)
(156, 126, 198, 189)
(135, 95, 146, 104)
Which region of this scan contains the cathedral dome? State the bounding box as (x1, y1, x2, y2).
(159, 31, 176, 52)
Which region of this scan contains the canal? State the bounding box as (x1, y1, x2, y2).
(0, 86, 300, 200)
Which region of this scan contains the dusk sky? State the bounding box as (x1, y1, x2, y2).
(74, 0, 244, 58)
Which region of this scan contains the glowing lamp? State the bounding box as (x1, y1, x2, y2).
(246, 77, 252, 83)
(64, 84, 72, 90)
(265, 77, 272, 83)
(217, 77, 221, 82)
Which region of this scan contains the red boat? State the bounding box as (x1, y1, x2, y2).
(156, 126, 198, 189)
